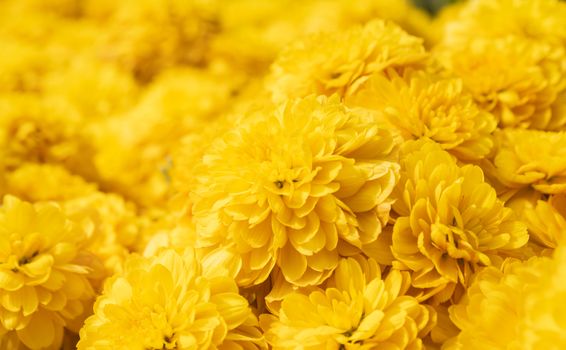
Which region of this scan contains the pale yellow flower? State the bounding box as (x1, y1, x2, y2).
(261, 257, 436, 349)
(383, 140, 528, 303)
(349, 69, 496, 161)
(0, 196, 99, 349)
(192, 95, 399, 287)
(78, 248, 266, 349)
(268, 19, 428, 102)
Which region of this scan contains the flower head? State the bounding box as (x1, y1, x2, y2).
(349, 69, 496, 161)
(435, 36, 566, 130)
(0, 195, 98, 349)
(438, 0, 566, 46)
(384, 140, 528, 303)
(261, 257, 436, 349)
(489, 129, 566, 194)
(446, 246, 566, 349)
(268, 19, 428, 102)
(192, 95, 399, 287)
(78, 248, 266, 349)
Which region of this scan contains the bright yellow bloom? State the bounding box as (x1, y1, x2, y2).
(384, 140, 528, 303)
(268, 19, 428, 102)
(261, 257, 436, 349)
(435, 37, 566, 130)
(508, 189, 566, 250)
(446, 247, 566, 350)
(192, 95, 399, 287)
(349, 69, 496, 161)
(488, 129, 566, 194)
(0, 196, 98, 349)
(438, 0, 566, 46)
(78, 248, 266, 350)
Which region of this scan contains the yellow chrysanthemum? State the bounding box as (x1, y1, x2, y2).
(192, 95, 399, 287)
(0, 94, 98, 180)
(0, 196, 99, 349)
(383, 140, 528, 303)
(435, 36, 566, 130)
(487, 129, 566, 194)
(508, 189, 566, 251)
(349, 69, 496, 161)
(96, 0, 217, 82)
(438, 0, 566, 46)
(94, 67, 240, 208)
(3, 163, 96, 203)
(77, 248, 266, 350)
(446, 247, 566, 350)
(268, 19, 428, 102)
(260, 257, 436, 349)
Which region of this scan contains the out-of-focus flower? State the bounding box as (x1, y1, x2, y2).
(0, 94, 98, 180)
(435, 37, 566, 130)
(77, 248, 266, 349)
(93, 67, 240, 208)
(349, 69, 496, 161)
(261, 257, 436, 349)
(383, 140, 528, 303)
(192, 95, 399, 287)
(446, 246, 566, 349)
(268, 19, 428, 102)
(3, 163, 97, 203)
(438, 0, 566, 47)
(487, 129, 566, 194)
(96, 0, 218, 82)
(0, 196, 99, 349)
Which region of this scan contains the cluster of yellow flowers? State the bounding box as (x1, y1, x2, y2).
(1, 0, 565, 349)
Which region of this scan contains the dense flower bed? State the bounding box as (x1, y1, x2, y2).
(1, 0, 565, 349)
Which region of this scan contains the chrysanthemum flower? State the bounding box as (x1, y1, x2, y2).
(268, 19, 428, 102)
(383, 140, 528, 303)
(0, 94, 97, 180)
(349, 69, 496, 161)
(508, 190, 566, 251)
(77, 248, 266, 349)
(3, 163, 96, 203)
(487, 129, 566, 194)
(0, 196, 99, 349)
(260, 257, 436, 349)
(192, 95, 399, 287)
(435, 37, 566, 130)
(438, 0, 566, 46)
(97, 0, 217, 82)
(446, 246, 566, 349)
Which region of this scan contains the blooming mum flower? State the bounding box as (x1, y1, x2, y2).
(0, 94, 98, 180)
(435, 37, 566, 130)
(77, 248, 266, 349)
(260, 257, 436, 349)
(268, 19, 428, 102)
(382, 140, 528, 303)
(0, 195, 98, 349)
(438, 0, 566, 46)
(349, 69, 496, 161)
(508, 190, 566, 251)
(487, 129, 566, 194)
(192, 95, 399, 287)
(446, 246, 566, 349)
